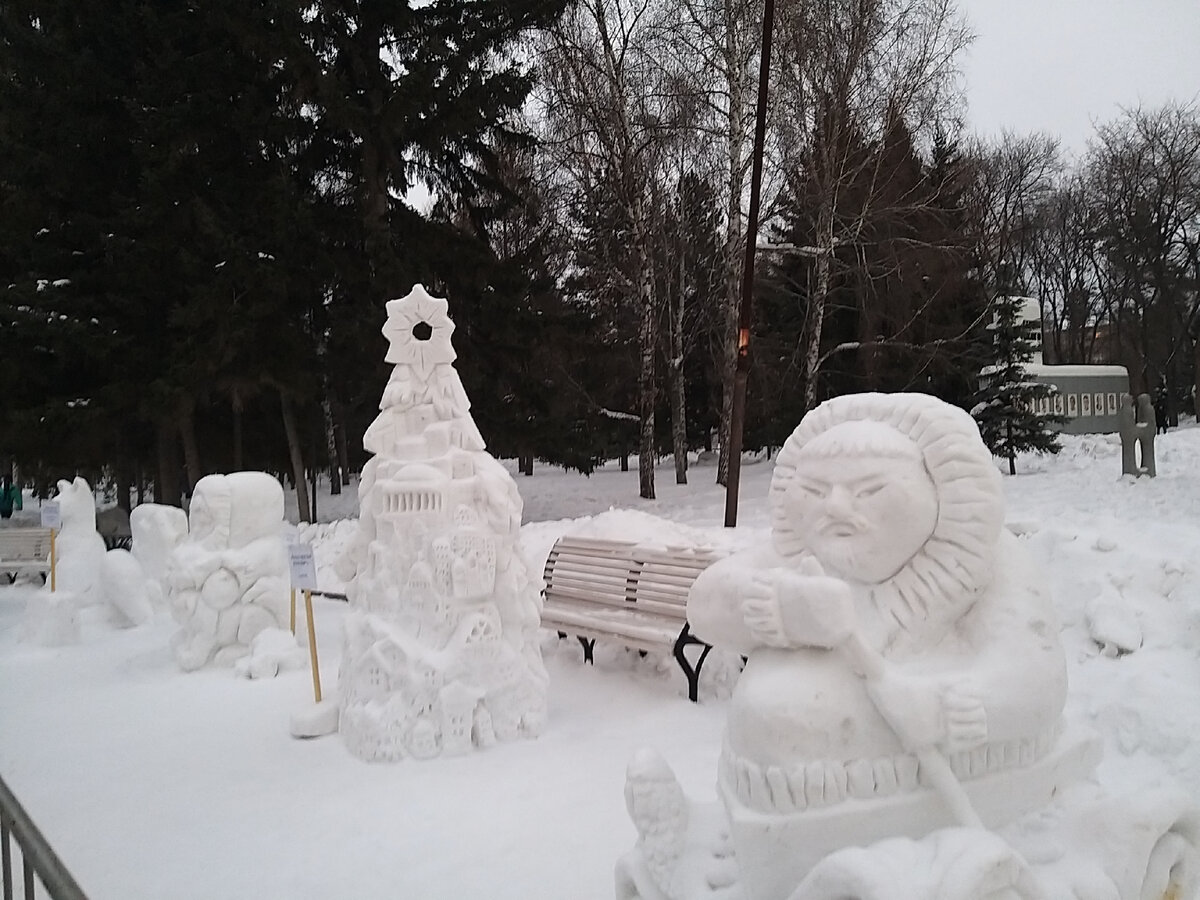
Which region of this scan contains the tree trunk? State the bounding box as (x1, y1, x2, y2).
(177, 399, 203, 495)
(279, 389, 311, 523)
(671, 255, 689, 485)
(309, 452, 318, 521)
(717, 0, 747, 489)
(155, 416, 183, 507)
(1006, 419, 1016, 475)
(231, 387, 244, 471)
(803, 205, 835, 413)
(636, 232, 656, 500)
(332, 395, 351, 486)
(322, 395, 341, 495)
(116, 467, 133, 514)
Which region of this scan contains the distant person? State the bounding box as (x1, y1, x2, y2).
(0, 473, 22, 520)
(1154, 392, 1169, 434)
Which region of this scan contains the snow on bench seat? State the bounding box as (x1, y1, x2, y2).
(540, 535, 725, 701)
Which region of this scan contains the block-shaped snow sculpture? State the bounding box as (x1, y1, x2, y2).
(617, 393, 1114, 900)
(130, 502, 189, 610)
(329, 284, 547, 761)
(130, 503, 189, 581)
(164, 472, 289, 671)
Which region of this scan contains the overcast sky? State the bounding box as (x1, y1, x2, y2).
(958, 0, 1200, 159)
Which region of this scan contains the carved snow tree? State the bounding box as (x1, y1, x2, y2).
(767, 0, 974, 413)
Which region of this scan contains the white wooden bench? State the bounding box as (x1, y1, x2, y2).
(540, 535, 726, 701)
(0, 528, 53, 584)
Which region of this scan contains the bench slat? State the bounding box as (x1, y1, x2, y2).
(541, 609, 682, 651)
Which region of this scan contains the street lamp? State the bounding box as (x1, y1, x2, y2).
(724, 0, 776, 527)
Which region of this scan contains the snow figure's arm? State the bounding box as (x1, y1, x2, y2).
(166, 543, 221, 590)
(687, 554, 763, 654)
(687, 550, 855, 654)
(223, 539, 286, 588)
(868, 533, 1067, 753)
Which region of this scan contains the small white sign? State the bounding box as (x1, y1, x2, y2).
(41, 501, 61, 530)
(288, 542, 318, 591)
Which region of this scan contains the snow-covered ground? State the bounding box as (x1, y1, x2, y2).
(1, 426, 1198, 899)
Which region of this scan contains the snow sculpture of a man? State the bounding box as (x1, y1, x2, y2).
(165, 472, 290, 670)
(305, 284, 547, 761)
(618, 393, 1102, 900)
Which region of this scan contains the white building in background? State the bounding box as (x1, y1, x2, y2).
(1012, 296, 1131, 435)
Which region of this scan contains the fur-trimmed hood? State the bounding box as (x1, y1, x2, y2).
(770, 393, 1005, 647)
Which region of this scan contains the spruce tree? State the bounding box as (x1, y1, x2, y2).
(970, 294, 1063, 475)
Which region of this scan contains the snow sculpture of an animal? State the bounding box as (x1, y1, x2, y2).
(51, 476, 154, 628)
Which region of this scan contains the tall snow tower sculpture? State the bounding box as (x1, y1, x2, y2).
(333, 284, 548, 761)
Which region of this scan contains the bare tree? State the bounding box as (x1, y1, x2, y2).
(535, 0, 685, 499)
(771, 0, 973, 411)
(1028, 171, 1106, 363)
(1086, 102, 1200, 402)
(964, 131, 1061, 299)
(667, 0, 761, 484)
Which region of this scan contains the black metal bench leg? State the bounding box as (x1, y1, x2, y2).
(673, 624, 712, 702)
(577, 636, 596, 664)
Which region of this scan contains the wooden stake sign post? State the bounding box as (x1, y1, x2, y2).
(287, 541, 321, 703)
(41, 501, 61, 592)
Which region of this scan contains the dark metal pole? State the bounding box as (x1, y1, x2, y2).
(724, 0, 776, 528)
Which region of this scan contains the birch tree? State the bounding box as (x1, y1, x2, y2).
(536, 0, 679, 498)
(668, 0, 761, 484)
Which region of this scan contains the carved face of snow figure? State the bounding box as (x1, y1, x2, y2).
(783, 421, 938, 584)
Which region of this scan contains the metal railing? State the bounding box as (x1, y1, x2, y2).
(0, 774, 88, 900)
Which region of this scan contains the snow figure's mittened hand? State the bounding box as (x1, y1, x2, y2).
(740, 573, 789, 648)
(942, 681, 987, 753)
(741, 559, 857, 649)
(780, 556, 857, 649)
